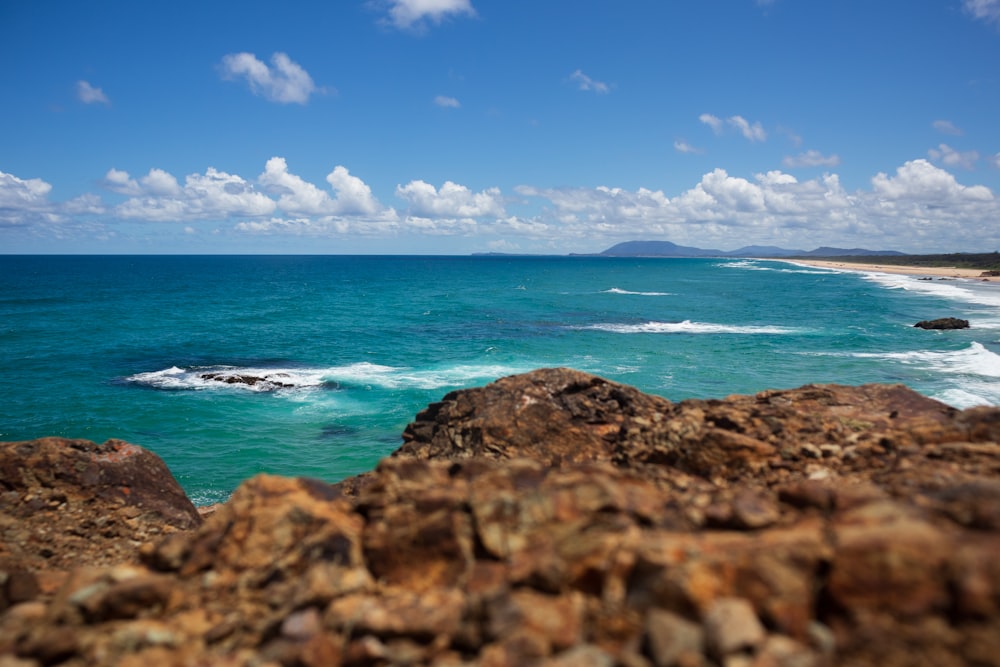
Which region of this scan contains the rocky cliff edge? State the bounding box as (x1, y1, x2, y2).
(2, 368, 1000, 666)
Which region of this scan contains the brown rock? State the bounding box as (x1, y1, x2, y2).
(2, 369, 1000, 666)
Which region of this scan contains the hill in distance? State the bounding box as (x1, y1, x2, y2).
(595, 240, 907, 258)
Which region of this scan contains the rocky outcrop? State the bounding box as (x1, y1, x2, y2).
(2, 369, 1000, 666)
(914, 317, 970, 329)
(0, 438, 201, 610)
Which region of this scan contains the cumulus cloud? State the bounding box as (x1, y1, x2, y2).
(700, 113, 766, 141)
(515, 160, 997, 252)
(932, 119, 963, 136)
(927, 143, 980, 170)
(382, 0, 476, 30)
(113, 167, 277, 221)
(872, 159, 992, 201)
(570, 70, 610, 94)
(76, 80, 110, 105)
(396, 179, 504, 219)
(5, 158, 1000, 253)
(964, 0, 1000, 25)
(219, 52, 317, 104)
(103, 168, 181, 196)
(0, 171, 55, 225)
(1, 170, 106, 227)
(434, 95, 460, 108)
(783, 150, 841, 168)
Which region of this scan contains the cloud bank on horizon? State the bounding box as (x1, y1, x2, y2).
(2, 0, 1000, 254)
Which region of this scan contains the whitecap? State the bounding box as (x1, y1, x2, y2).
(845, 342, 1000, 408)
(603, 287, 672, 296)
(125, 365, 333, 392)
(126, 361, 533, 394)
(579, 320, 800, 335)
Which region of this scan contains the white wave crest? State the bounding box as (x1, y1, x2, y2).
(125, 365, 332, 392)
(849, 342, 1000, 408)
(862, 272, 1000, 308)
(602, 287, 672, 296)
(126, 361, 532, 393)
(581, 320, 800, 335)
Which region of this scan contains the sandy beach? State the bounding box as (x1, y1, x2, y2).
(787, 259, 1000, 282)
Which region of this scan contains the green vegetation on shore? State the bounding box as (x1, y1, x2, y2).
(802, 252, 1000, 272)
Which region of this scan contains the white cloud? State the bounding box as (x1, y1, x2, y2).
(700, 113, 766, 141)
(219, 52, 317, 104)
(115, 167, 277, 221)
(0, 171, 55, 225)
(699, 113, 723, 134)
(570, 70, 610, 94)
(6, 159, 1000, 253)
(76, 80, 109, 105)
(964, 0, 1000, 25)
(382, 0, 476, 30)
(325, 165, 384, 216)
(783, 150, 841, 168)
(516, 160, 998, 252)
(434, 95, 460, 108)
(727, 115, 767, 142)
(927, 143, 980, 170)
(872, 159, 992, 201)
(674, 140, 703, 154)
(397, 179, 504, 219)
(0, 170, 106, 227)
(103, 168, 181, 196)
(992, 153, 1000, 169)
(257, 158, 387, 217)
(932, 119, 963, 136)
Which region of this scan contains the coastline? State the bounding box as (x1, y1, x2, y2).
(783, 258, 1000, 282)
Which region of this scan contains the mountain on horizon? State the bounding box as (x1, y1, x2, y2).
(597, 240, 906, 258)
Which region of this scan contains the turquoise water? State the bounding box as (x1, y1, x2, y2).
(2, 255, 998, 504)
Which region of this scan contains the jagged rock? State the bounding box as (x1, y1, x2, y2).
(914, 317, 970, 329)
(199, 372, 294, 389)
(2, 369, 1000, 666)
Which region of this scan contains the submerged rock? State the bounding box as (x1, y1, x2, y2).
(2, 369, 1000, 666)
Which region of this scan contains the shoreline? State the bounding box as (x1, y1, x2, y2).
(782, 258, 1000, 282)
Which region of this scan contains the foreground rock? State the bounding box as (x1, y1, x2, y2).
(2, 368, 1000, 666)
(914, 317, 970, 329)
(0, 438, 201, 611)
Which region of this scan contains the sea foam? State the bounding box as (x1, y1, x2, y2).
(126, 361, 533, 393)
(580, 320, 800, 335)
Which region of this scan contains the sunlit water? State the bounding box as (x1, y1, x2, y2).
(2, 255, 997, 504)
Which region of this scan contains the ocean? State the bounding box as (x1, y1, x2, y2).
(2, 255, 998, 505)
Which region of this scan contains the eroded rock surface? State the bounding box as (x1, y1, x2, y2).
(2, 369, 1000, 666)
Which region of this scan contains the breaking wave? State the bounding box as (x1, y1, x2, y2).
(124, 361, 531, 393)
(578, 320, 801, 335)
(602, 287, 673, 296)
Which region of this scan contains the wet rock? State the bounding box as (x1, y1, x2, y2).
(914, 317, 970, 330)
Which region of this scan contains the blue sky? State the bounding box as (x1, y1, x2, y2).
(2, 0, 1000, 254)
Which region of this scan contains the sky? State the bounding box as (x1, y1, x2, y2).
(2, 0, 1000, 255)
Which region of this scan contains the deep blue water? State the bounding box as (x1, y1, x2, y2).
(2, 255, 998, 504)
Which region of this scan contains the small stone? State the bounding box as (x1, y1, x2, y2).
(799, 444, 822, 459)
(282, 607, 323, 640)
(703, 597, 766, 658)
(646, 609, 704, 667)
